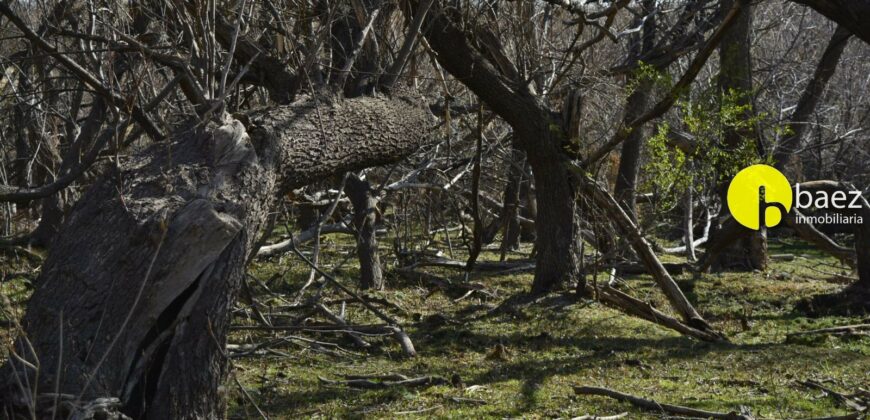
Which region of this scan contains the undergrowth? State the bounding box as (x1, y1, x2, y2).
(224, 237, 870, 419)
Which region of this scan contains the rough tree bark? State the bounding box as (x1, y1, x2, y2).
(0, 96, 431, 419)
(344, 174, 384, 290)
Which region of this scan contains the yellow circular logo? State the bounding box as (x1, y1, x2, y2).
(726, 164, 793, 230)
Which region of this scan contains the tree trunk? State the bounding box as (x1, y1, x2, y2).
(499, 148, 525, 255)
(416, 1, 580, 293)
(527, 140, 582, 294)
(519, 164, 537, 242)
(773, 25, 852, 180)
(788, 0, 870, 45)
(0, 96, 431, 418)
(614, 0, 656, 220)
(344, 174, 384, 290)
(710, 0, 768, 271)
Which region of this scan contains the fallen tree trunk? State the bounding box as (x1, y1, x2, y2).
(256, 222, 354, 257)
(570, 167, 719, 335)
(0, 95, 432, 419)
(573, 386, 753, 419)
(584, 284, 725, 342)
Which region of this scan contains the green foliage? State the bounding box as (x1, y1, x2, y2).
(642, 83, 782, 209)
(626, 61, 672, 96)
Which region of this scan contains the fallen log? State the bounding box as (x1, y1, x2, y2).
(319, 374, 449, 389)
(787, 324, 870, 339)
(397, 251, 535, 273)
(570, 166, 719, 335)
(796, 380, 868, 414)
(584, 284, 726, 342)
(257, 222, 354, 257)
(573, 385, 753, 420)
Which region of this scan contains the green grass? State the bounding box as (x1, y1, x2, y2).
(226, 237, 870, 419)
(0, 235, 866, 419)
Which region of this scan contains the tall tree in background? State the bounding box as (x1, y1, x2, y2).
(614, 0, 656, 221)
(710, 0, 769, 271)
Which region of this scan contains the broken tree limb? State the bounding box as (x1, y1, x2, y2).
(286, 232, 417, 357)
(584, 284, 726, 342)
(796, 380, 868, 414)
(257, 222, 353, 257)
(573, 386, 753, 420)
(570, 413, 628, 420)
(315, 303, 371, 349)
(570, 166, 720, 336)
(319, 374, 448, 389)
(662, 207, 713, 254)
(613, 262, 689, 276)
(397, 251, 535, 273)
(787, 324, 870, 338)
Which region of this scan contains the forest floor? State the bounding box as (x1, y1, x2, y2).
(1, 236, 868, 419)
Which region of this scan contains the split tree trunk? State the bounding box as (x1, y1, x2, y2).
(0, 96, 431, 419)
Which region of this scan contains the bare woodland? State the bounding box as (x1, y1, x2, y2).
(0, 0, 868, 418)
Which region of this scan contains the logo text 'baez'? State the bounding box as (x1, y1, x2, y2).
(726, 164, 864, 230)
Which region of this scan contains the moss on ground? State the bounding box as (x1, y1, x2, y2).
(226, 238, 870, 419)
(0, 237, 867, 419)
